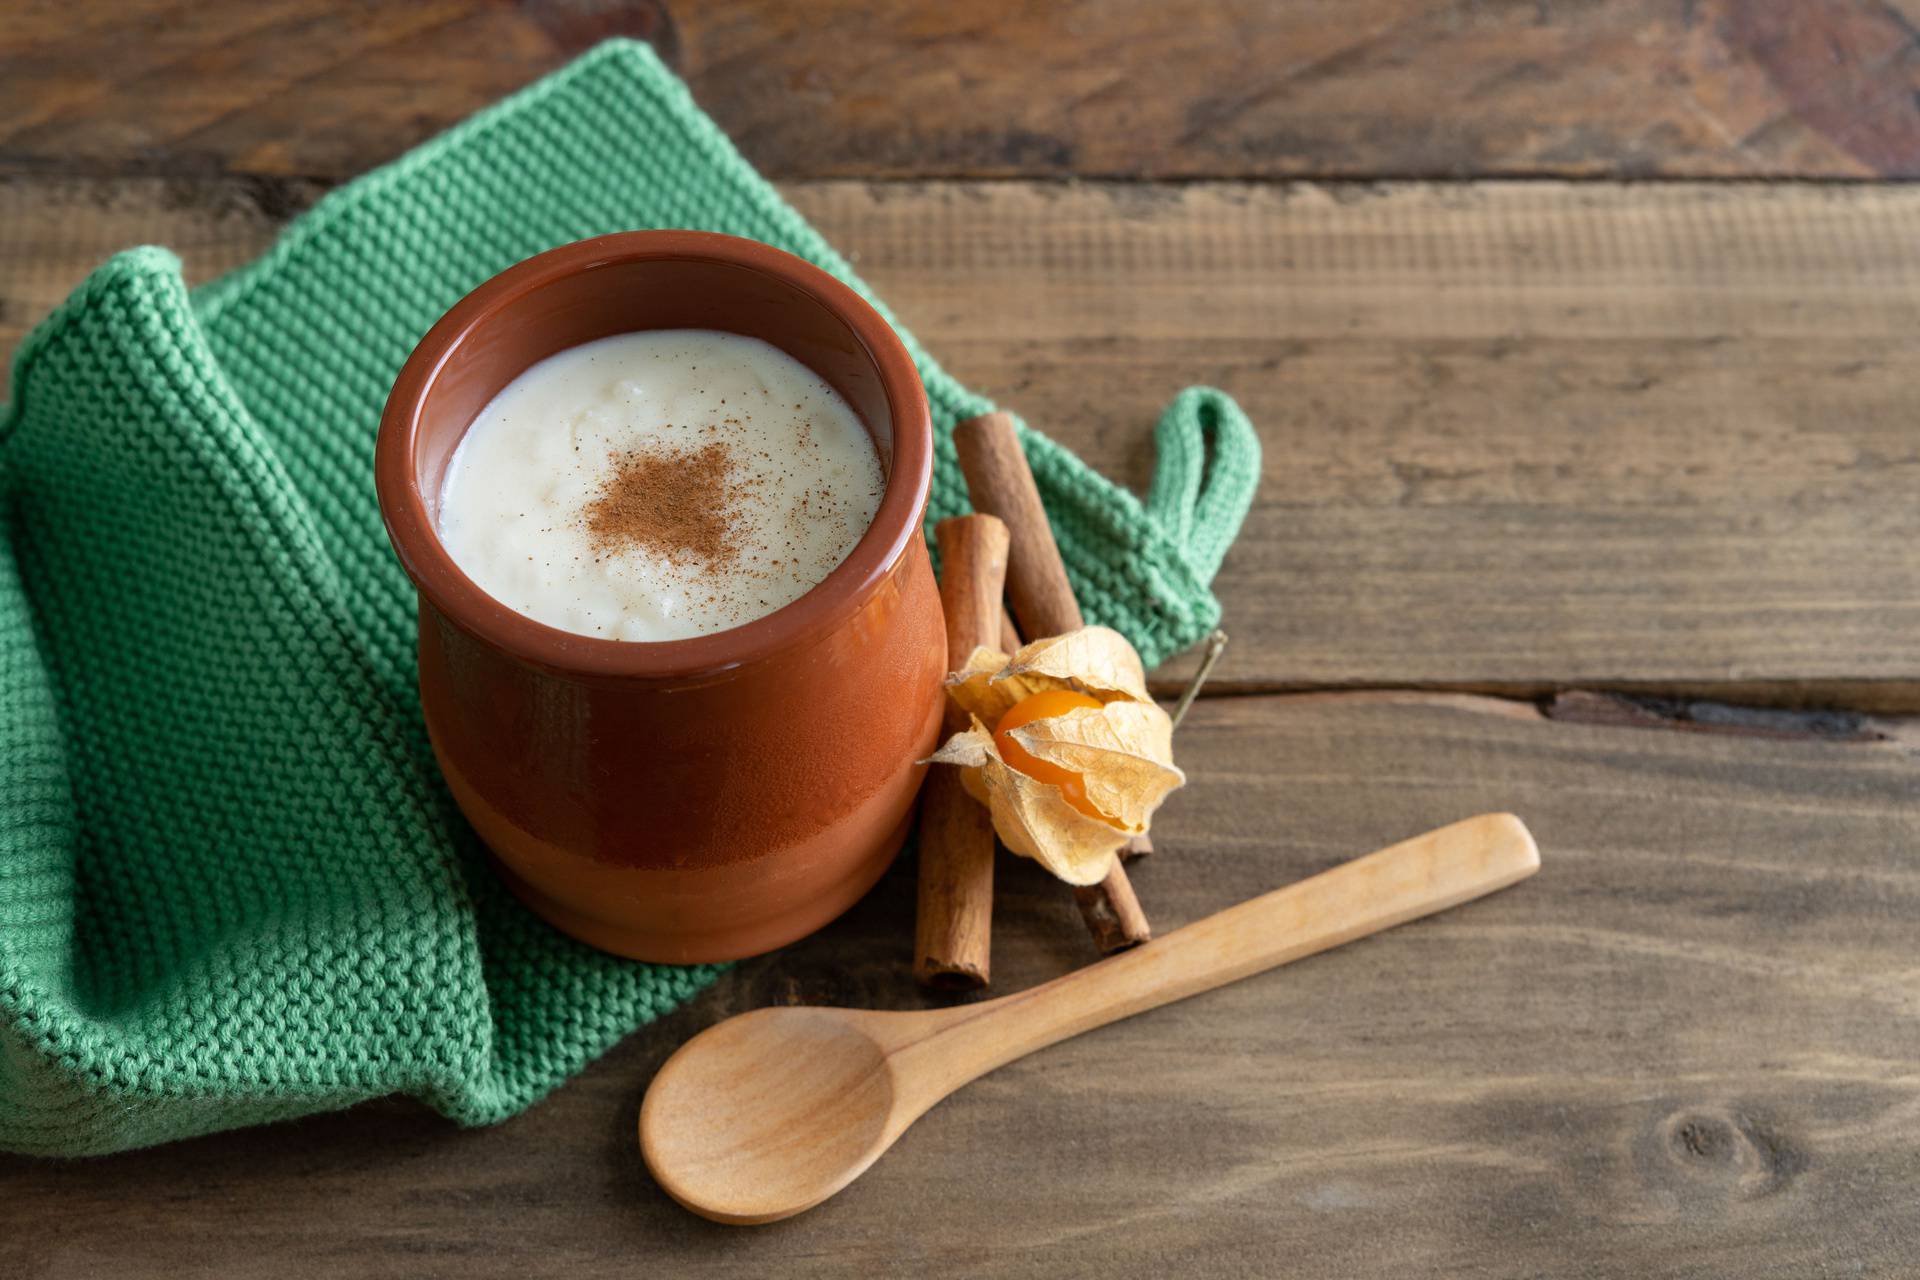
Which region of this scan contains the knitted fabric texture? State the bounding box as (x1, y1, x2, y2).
(0, 40, 1260, 1156)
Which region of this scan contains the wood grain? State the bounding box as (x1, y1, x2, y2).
(0, 1, 676, 180)
(788, 180, 1920, 706)
(8, 1, 1920, 181)
(8, 175, 1916, 706)
(4, 692, 1915, 1276)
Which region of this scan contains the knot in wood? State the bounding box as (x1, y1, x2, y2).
(1644, 1105, 1805, 1203)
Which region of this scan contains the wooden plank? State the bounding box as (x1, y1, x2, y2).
(787, 180, 1920, 705)
(8, 175, 1915, 705)
(7, 1, 1920, 182)
(3, 692, 1916, 1276)
(0, 1, 676, 179)
(0, 176, 285, 350)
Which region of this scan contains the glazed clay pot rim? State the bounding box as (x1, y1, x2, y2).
(376, 231, 933, 683)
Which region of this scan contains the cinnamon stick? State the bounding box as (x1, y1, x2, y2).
(954, 415, 1086, 644)
(914, 514, 1011, 988)
(952, 411, 1152, 954)
(1070, 873, 1152, 952)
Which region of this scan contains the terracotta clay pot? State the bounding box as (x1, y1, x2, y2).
(376, 232, 945, 964)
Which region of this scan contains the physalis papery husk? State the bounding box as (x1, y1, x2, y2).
(926, 626, 1185, 885)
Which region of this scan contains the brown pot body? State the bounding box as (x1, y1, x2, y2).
(376, 232, 944, 964)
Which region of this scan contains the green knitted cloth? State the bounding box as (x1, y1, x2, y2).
(0, 40, 1259, 1156)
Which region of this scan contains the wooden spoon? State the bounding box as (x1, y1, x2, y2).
(640, 812, 1540, 1224)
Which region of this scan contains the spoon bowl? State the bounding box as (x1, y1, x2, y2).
(642, 1007, 906, 1224)
(641, 813, 1541, 1224)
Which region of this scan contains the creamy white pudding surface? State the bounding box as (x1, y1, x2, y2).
(435, 330, 885, 642)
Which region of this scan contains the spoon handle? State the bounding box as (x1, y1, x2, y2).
(911, 813, 1538, 1083)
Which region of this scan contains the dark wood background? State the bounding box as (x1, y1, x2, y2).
(3, 3, 1919, 1276)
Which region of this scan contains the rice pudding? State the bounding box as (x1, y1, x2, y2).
(435, 329, 885, 642)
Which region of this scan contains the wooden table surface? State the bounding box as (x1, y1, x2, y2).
(5, 4, 1919, 1276)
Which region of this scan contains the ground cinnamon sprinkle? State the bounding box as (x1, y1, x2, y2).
(583, 441, 742, 567)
